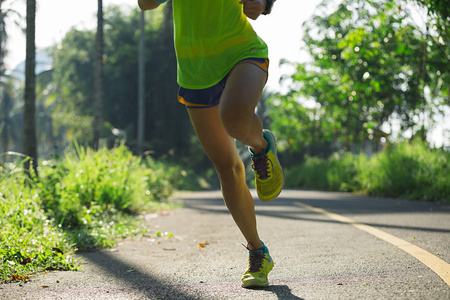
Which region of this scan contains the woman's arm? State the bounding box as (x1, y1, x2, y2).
(240, 0, 276, 20)
(138, 0, 160, 11)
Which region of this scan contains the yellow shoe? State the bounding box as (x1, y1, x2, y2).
(241, 242, 274, 288)
(249, 130, 284, 202)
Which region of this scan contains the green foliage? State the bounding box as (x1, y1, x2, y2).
(47, 4, 193, 158)
(0, 144, 184, 282)
(285, 141, 449, 202)
(419, 0, 450, 19)
(285, 152, 361, 192)
(38, 142, 180, 228)
(357, 141, 449, 201)
(269, 0, 449, 158)
(0, 158, 79, 283)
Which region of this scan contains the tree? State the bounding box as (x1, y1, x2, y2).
(0, 0, 23, 158)
(93, 0, 104, 150)
(0, 78, 23, 158)
(0, 0, 21, 100)
(49, 29, 96, 146)
(23, 0, 37, 175)
(414, 0, 450, 104)
(0, 0, 6, 95)
(268, 0, 448, 156)
(137, 10, 145, 155)
(49, 5, 193, 160)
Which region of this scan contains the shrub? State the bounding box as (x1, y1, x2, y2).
(38, 142, 179, 228)
(358, 141, 449, 201)
(285, 156, 330, 190)
(284, 141, 449, 202)
(0, 143, 184, 282)
(0, 159, 79, 283)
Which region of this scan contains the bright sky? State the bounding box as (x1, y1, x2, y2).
(5, 0, 322, 90)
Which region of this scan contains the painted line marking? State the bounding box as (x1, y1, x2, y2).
(294, 201, 450, 287)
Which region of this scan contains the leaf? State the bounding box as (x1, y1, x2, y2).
(52, 247, 64, 255)
(20, 257, 31, 265)
(127, 268, 136, 272)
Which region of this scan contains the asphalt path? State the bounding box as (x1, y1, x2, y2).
(2, 189, 449, 299)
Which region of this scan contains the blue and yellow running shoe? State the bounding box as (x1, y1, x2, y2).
(241, 242, 274, 288)
(249, 129, 284, 202)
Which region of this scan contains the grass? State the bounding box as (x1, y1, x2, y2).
(285, 140, 449, 202)
(0, 143, 186, 283)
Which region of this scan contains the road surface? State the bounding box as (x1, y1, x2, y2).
(1, 189, 449, 299)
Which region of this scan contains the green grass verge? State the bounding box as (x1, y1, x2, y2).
(0, 143, 186, 283)
(285, 141, 449, 202)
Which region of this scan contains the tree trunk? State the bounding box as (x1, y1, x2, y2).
(137, 10, 145, 155)
(23, 0, 37, 176)
(93, 0, 104, 150)
(0, 0, 5, 93)
(0, 1, 6, 162)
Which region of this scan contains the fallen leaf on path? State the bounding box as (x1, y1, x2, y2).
(127, 268, 136, 272)
(40, 286, 50, 288)
(199, 241, 209, 249)
(163, 248, 176, 251)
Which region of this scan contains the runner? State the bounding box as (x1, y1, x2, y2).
(138, 0, 284, 288)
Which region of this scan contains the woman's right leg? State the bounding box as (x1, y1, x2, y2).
(187, 106, 263, 250)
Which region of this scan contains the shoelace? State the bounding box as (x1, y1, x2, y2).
(251, 150, 270, 180)
(243, 244, 265, 272)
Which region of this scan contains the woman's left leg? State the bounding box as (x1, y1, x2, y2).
(187, 106, 263, 250)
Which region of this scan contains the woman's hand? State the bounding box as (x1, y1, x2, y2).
(239, 0, 267, 20)
(138, 0, 160, 11)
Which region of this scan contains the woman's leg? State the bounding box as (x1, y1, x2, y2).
(219, 62, 268, 155)
(187, 106, 264, 250)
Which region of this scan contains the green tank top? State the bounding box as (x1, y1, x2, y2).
(172, 0, 269, 89)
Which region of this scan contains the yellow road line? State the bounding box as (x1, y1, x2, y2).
(294, 201, 450, 287)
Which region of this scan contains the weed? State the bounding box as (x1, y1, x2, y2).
(1, 143, 184, 283)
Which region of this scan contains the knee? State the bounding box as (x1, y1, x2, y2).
(214, 160, 246, 183)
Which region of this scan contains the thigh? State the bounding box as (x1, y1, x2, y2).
(187, 106, 242, 169)
(219, 61, 268, 115)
